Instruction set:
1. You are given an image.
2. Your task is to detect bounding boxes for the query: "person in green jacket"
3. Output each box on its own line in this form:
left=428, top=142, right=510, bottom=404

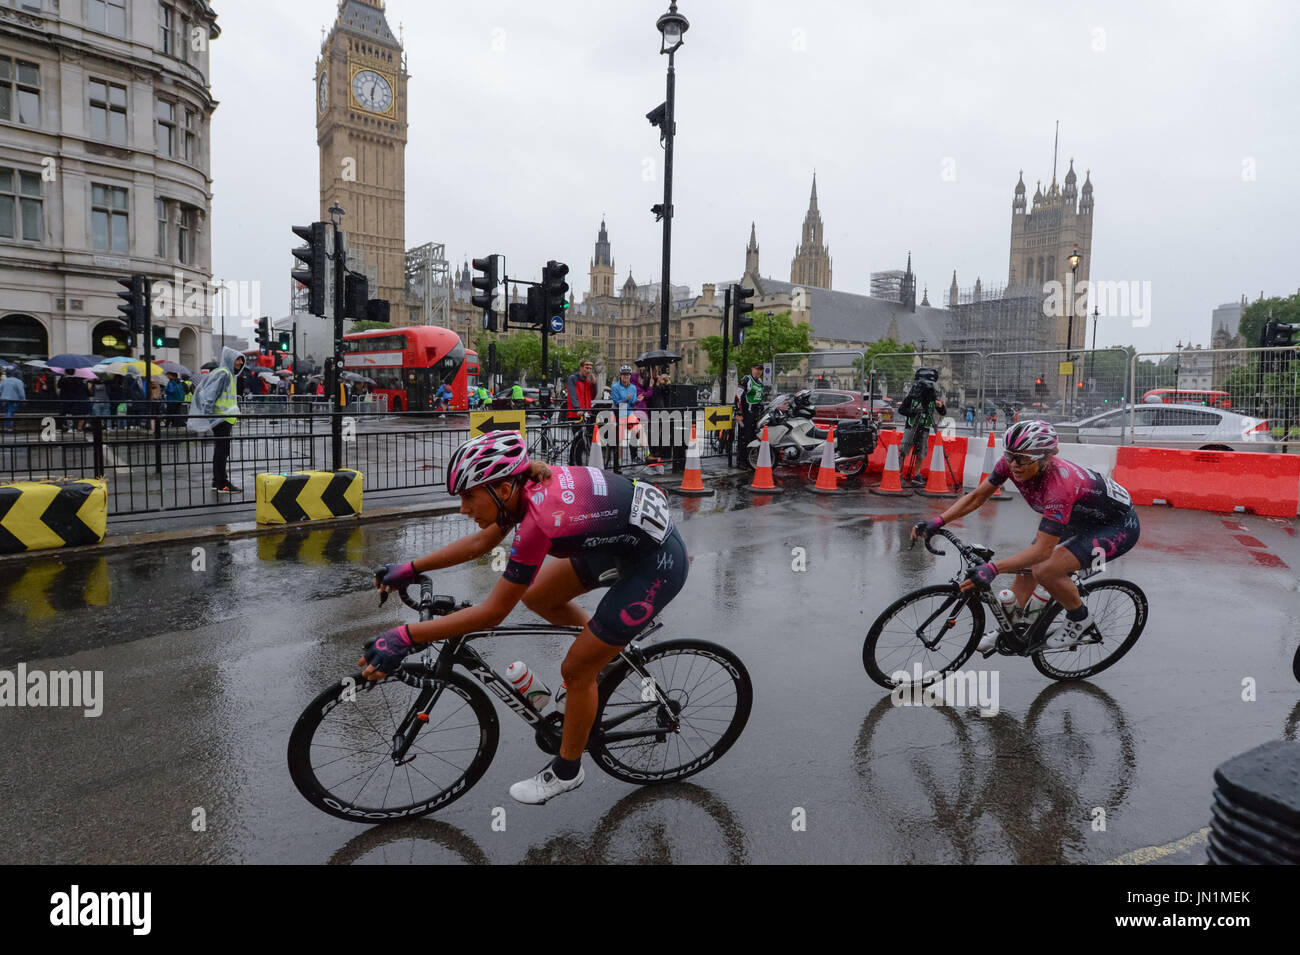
left=510, top=382, right=525, bottom=410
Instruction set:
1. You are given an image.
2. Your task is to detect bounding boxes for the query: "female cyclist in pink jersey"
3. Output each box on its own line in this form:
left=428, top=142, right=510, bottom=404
left=909, top=419, right=1139, bottom=652
left=361, top=431, right=688, bottom=805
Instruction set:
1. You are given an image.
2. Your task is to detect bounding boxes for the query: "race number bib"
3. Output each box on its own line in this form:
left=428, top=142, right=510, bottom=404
left=1103, top=475, right=1131, bottom=507
left=629, top=482, right=672, bottom=544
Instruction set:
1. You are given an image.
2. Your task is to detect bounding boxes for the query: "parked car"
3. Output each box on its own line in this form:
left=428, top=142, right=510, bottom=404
left=492, top=387, right=546, bottom=415
left=806, top=389, right=875, bottom=424
left=1057, top=403, right=1277, bottom=452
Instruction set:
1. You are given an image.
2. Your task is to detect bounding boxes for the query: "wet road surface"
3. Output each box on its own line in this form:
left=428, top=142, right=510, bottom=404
left=2, top=480, right=1297, bottom=864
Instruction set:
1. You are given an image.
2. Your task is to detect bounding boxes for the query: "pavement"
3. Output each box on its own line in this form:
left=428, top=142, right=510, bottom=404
left=2, top=475, right=1297, bottom=864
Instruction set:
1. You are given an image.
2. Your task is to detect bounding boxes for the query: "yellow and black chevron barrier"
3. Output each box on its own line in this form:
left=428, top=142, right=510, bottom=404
left=256, top=469, right=363, bottom=525
left=0, top=478, right=108, bottom=554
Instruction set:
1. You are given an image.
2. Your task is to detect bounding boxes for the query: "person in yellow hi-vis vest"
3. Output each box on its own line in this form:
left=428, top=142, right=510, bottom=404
left=188, top=346, right=245, bottom=493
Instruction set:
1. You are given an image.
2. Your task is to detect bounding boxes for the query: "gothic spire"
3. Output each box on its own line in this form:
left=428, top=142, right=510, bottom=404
left=748, top=221, right=758, bottom=252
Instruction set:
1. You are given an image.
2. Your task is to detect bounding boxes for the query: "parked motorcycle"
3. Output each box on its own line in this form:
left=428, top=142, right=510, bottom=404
left=745, top=390, right=877, bottom=476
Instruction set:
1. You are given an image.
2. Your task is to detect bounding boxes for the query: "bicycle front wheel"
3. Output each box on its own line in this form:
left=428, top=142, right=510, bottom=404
left=1031, top=579, right=1148, bottom=681
left=287, top=667, right=499, bottom=824
left=863, top=584, right=984, bottom=689
left=588, top=639, right=752, bottom=785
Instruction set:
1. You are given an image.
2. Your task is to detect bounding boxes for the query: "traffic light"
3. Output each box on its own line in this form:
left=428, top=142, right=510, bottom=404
left=364, top=299, right=390, bottom=324
left=1034, top=377, right=1047, bottom=396
left=257, top=316, right=270, bottom=351
left=542, top=260, right=570, bottom=332
left=291, top=222, right=328, bottom=316
left=116, top=274, right=150, bottom=350
left=278, top=330, right=291, bottom=352
left=472, top=255, right=499, bottom=331
left=344, top=271, right=368, bottom=319
left=731, top=284, right=755, bottom=346
left=152, top=327, right=166, bottom=350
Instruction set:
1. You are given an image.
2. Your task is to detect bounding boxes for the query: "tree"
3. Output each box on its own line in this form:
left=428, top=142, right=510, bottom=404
left=347, top=319, right=392, bottom=333
left=1240, top=291, right=1300, bottom=346
left=699, top=310, right=810, bottom=380
left=858, top=339, right=915, bottom=397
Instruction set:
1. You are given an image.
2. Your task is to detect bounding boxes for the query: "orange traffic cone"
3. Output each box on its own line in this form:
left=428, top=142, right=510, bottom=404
left=810, top=423, right=848, bottom=494
left=669, top=424, right=715, bottom=497
left=747, top=424, right=784, bottom=493
left=869, top=441, right=912, bottom=496
left=978, top=431, right=1008, bottom=500
left=588, top=421, right=604, bottom=470
left=916, top=438, right=960, bottom=498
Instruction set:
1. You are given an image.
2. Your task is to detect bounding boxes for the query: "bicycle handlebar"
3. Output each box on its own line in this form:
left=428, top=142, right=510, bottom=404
left=373, top=567, right=470, bottom=616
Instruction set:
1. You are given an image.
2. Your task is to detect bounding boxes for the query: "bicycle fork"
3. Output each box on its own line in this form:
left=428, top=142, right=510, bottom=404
left=390, top=672, right=446, bottom=765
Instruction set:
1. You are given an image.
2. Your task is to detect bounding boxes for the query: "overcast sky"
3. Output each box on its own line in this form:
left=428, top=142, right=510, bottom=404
left=210, top=0, right=1300, bottom=353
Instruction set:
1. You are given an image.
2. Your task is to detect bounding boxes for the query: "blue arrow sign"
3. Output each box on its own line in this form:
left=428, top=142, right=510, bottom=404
left=549, top=315, right=564, bottom=333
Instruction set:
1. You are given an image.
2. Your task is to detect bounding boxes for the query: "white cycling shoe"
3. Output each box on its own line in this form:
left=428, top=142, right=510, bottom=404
left=1047, top=612, right=1095, bottom=649
left=509, top=763, right=585, bottom=805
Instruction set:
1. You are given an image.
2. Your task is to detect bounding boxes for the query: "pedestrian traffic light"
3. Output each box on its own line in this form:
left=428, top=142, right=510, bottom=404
left=278, top=330, right=291, bottom=351
left=257, top=316, right=270, bottom=350
left=116, top=274, right=150, bottom=350
left=291, top=222, right=328, bottom=317
left=153, top=327, right=166, bottom=350
left=731, top=284, right=755, bottom=346
left=1034, top=377, right=1047, bottom=396
left=472, top=255, right=499, bottom=331
left=542, top=260, right=570, bottom=331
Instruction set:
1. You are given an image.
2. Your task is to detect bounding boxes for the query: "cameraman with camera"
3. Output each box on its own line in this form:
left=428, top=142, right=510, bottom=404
left=896, top=367, right=947, bottom=486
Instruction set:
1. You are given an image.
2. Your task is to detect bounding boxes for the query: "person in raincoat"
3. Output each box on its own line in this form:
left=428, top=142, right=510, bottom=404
left=189, top=346, right=244, bottom=492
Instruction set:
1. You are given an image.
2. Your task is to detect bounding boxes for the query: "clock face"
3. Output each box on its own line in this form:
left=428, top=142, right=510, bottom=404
left=318, top=71, right=328, bottom=112
left=351, top=69, right=393, bottom=113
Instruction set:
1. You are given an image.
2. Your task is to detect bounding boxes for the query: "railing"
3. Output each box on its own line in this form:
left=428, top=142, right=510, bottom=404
left=0, top=401, right=736, bottom=516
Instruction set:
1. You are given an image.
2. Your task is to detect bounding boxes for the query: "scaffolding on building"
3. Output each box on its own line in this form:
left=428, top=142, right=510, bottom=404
left=942, top=285, right=1056, bottom=403
left=405, top=242, right=450, bottom=327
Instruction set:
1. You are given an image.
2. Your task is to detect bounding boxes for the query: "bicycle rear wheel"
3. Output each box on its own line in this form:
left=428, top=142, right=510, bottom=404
left=588, top=639, right=752, bottom=784
left=863, top=584, right=984, bottom=689
left=1031, top=579, right=1148, bottom=681
left=288, top=666, right=498, bottom=823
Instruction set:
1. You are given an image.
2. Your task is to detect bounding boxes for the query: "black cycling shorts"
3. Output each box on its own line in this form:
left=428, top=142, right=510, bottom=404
left=1057, top=508, right=1140, bottom=569
left=569, top=527, right=688, bottom=646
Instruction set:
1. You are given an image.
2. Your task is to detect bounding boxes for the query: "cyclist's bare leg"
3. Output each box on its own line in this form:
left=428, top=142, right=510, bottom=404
left=558, top=629, right=622, bottom=761
left=521, top=558, right=591, bottom=628
left=1031, top=547, right=1084, bottom=611
left=1009, top=571, right=1036, bottom=609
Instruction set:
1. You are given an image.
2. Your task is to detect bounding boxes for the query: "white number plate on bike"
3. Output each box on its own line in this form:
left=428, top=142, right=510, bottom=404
left=629, top=482, right=672, bottom=544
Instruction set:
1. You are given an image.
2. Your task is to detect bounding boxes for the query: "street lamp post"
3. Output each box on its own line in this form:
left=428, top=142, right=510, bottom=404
left=1087, top=304, right=1100, bottom=405
left=652, top=2, right=688, bottom=351
left=1067, top=246, right=1080, bottom=414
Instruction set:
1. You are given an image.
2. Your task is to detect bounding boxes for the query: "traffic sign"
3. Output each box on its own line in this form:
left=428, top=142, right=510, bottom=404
left=704, top=405, right=733, bottom=431
left=1058, top=361, right=1074, bottom=376
left=470, top=409, right=526, bottom=437
left=550, top=315, right=564, bottom=333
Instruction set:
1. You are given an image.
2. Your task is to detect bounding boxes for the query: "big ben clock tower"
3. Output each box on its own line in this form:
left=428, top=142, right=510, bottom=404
left=316, top=0, right=408, bottom=312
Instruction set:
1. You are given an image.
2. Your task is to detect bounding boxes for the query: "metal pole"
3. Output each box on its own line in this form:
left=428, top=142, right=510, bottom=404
left=332, top=221, right=345, bottom=470
left=721, top=286, right=731, bottom=468
left=658, top=56, right=676, bottom=350
left=292, top=321, right=299, bottom=397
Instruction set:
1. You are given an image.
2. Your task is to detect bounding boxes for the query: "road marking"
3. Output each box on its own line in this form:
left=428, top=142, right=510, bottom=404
left=1104, top=828, right=1209, bottom=865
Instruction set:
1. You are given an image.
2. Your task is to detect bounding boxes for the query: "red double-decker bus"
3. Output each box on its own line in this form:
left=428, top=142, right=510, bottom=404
left=1140, top=388, right=1232, bottom=409
left=342, top=326, right=469, bottom=412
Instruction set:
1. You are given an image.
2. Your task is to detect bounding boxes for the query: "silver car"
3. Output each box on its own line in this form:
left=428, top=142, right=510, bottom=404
left=1057, top=403, right=1279, bottom=452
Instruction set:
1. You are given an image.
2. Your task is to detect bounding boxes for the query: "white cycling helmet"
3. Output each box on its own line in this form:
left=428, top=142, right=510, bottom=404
left=1003, top=419, right=1058, bottom=456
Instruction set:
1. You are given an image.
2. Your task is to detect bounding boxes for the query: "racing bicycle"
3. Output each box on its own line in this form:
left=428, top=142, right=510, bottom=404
left=288, top=573, right=753, bottom=823
left=862, top=528, right=1148, bottom=687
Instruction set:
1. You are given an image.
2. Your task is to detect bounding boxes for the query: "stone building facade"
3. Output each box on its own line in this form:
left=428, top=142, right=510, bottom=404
left=0, top=0, right=220, bottom=369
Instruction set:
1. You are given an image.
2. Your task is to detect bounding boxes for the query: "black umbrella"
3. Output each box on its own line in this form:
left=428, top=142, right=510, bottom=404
left=200, top=360, right=219, bottom=371
left=635, top=349, right=681, bottom=367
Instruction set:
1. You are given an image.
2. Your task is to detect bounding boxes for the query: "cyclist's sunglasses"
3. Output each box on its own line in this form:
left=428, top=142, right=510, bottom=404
left=1003, top=451, right=1045, bottom=466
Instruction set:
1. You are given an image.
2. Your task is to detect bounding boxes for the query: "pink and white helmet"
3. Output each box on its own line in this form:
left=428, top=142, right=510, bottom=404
left=1003, top=419, right=1058, bottom=456
left=446, top=431, right=530, bottom=495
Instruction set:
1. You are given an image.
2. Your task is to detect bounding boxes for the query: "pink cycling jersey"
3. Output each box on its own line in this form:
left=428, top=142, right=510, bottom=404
left=503, top=466, right=670, bottom=585
left=989, top=456, right=1133, bottom=537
